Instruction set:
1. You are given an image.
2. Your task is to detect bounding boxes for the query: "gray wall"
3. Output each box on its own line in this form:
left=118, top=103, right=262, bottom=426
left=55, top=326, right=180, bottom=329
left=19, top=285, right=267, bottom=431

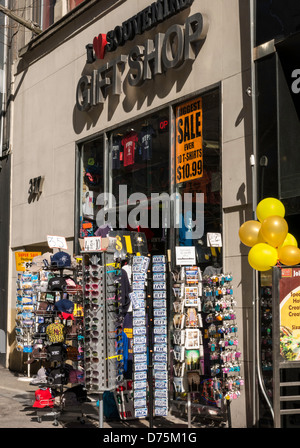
left=0, top=154, right=10, bottom=366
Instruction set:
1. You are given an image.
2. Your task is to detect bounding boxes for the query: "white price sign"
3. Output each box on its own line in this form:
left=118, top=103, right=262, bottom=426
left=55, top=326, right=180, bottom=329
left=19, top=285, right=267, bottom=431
left=175, top=246, right=196, bottom=266
left=84, top=236, right=102, bottom=252
left=207, top=232, right=222, bottom=247
left=47, top=235, right=68, bottom=249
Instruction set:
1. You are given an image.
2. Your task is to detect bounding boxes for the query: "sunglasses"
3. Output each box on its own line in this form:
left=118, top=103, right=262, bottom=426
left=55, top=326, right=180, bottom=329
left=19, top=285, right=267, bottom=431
left=85, top=358, right=100, bottom=365
left=85, top=337, right=99, bottom=345
left=85, top=282, right=102, bottom=290
left=85, top=317, right=99, bottom=324
left=85, top=329, right=100, bottom=337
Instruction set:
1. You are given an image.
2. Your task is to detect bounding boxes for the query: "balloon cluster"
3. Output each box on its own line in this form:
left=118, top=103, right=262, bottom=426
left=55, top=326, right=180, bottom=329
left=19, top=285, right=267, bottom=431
left=239, top=198, right=300, bottom=271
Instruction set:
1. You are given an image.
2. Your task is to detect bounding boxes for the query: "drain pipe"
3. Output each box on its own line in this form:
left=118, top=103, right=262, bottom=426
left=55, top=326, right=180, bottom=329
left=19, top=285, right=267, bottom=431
left=0, top=0, right=8, bottom=158
left=249, top=0, right=274, bottom=426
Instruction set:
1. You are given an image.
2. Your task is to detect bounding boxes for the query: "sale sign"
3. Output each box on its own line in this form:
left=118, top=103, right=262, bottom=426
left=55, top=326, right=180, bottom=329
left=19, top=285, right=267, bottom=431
left=15, top=252, right=41, bottom=272
left=175, top=98, right=203, bottom=184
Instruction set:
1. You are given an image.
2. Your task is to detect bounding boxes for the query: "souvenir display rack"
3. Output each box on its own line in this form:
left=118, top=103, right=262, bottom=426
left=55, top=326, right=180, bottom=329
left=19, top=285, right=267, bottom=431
left=15, top=256, right=88, bottom=425
left=152, top=255, right=168, bottom=418
left=170, top=268, right=244, bottom=427
left=130, top=255, right=150, bottom=419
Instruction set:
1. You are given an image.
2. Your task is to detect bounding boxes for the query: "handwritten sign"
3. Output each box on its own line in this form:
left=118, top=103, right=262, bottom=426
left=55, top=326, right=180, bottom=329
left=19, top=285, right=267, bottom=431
left=207, top=233, right=222, bottom=247
left=176, top=97, right=203, bottom=184
left=84, top=236, right=102, bottom=252
left=47, top=235, right=68, bottom=250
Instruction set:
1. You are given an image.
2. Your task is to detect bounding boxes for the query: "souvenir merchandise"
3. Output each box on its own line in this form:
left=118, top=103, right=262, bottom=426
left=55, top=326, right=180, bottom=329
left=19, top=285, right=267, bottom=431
left=83, top=251, right=123, bottom=395
left=15, top=252, right=87, bottom=425
left=171, top=266, right=203, bottom=397
left=15, top=272, right=39, bottom=354
left=139, top=124, right=156, bottom=161
left=152, top=255, right=168, bottom=417
left=171, top=267, right=243, bottom=418
left=131, top=255, right=149, bottom=419
left=201, top=273, right=243, bottom=405
left=122, top=131, right=139, bottom=167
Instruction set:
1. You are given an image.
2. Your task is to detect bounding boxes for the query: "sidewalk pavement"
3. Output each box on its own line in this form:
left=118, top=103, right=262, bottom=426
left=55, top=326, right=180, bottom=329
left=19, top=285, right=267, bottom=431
left=0, top=365, right=212, bottom=429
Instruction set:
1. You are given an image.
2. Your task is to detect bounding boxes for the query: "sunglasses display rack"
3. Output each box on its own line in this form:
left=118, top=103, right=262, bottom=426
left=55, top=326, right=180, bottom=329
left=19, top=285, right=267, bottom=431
left=83, top=250, right=121, bottom=397
left=130, top=255, right=150, bottom=419
left=152, top=255, right=168, bottom=418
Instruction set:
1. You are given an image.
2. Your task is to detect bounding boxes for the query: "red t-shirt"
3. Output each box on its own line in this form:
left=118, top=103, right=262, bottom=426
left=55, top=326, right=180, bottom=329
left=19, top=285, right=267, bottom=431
left=122, top=132, right=138, bottom=167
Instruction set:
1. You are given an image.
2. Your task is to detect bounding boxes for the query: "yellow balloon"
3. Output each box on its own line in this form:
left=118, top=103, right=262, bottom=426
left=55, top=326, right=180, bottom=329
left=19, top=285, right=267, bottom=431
left=278, top=245, right=300, bottom=266
left=256, top=198, right=285, bottom=223
left=248, top=243, right=278, bottom=271
left=261, top=215, right=288, bottom=248
left=279, top=233, right=298, bottom=249
left=239, top=220, right=262, bottom=247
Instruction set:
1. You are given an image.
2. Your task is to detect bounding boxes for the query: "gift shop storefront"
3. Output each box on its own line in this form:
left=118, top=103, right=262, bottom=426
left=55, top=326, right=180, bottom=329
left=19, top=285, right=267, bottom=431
left=9, top=0, right=253, bottom=428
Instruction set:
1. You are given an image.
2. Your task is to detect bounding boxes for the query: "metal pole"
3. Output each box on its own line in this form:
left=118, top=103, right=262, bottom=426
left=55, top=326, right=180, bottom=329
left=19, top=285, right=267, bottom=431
left=249, top=0, right=258, bottom=427
left=250, top=0, right=274, bottom=427
left=0, top=5, right=41, bottom=34
left=187, top=392, right=191, bottom=428
left=99, top=393, right=104, bottom=428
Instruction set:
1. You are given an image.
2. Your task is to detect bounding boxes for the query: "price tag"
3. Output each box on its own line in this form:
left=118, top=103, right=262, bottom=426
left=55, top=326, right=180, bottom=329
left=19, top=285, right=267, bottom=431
left=47, top=235, right=68, bottom=250
left=207, top=232, right=222, bottom=247
left=83, top=236, right=102, bottom=252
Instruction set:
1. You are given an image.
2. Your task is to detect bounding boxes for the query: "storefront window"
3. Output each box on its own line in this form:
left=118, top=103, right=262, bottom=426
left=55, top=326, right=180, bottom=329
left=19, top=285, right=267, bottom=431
left=108, top=109, right=170, bottom=253
left=174, top=90, right=221, bottom=272
left=41, top=0, right=86, bottom=30
left=79, top=136, right=104, bottom=239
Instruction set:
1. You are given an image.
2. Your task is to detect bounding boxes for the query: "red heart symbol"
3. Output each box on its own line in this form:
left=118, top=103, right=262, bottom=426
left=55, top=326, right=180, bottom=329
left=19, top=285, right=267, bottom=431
left=93, top=33, right=107, bottom=60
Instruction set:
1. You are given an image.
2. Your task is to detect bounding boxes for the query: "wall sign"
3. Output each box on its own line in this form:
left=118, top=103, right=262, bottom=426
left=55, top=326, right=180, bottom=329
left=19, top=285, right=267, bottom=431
left=76, top=12, right=208, bottom=111
left=175, top=97, right=203, bottom=183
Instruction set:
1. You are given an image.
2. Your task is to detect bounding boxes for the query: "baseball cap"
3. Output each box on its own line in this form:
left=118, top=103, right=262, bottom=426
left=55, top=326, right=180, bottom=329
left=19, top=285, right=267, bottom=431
left=51, top=251, right=71, bottom=268
left=54, top=298, right=74, bottom=317
left=28, top=252, right=53, bottom=272
left=33, top=388, right=54, bottom=408
left=48, top=276, right=67, bottom=292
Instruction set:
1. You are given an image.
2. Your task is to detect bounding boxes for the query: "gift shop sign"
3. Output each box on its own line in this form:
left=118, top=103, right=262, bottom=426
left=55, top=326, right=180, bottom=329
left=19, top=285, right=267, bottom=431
left=279, top=267, right=300, bottom=361
left=76, top=0, right=208, bottom=111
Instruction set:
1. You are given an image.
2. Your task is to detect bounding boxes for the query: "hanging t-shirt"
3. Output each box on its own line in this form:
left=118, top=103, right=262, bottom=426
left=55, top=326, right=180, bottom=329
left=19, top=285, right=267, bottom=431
left=112, top=137, right=122, bottom=170
left=82, top=190, right=97, bottom=220
left=122, top=132, right=139, bottom=167
left=140, top=125, right=156, bottom=161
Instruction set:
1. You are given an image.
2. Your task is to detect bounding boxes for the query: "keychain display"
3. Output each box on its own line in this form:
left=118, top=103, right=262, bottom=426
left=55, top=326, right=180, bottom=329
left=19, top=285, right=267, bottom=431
left=152, top=255, right=168, bottom=417
left=202, top=273, right=244, bottom=404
